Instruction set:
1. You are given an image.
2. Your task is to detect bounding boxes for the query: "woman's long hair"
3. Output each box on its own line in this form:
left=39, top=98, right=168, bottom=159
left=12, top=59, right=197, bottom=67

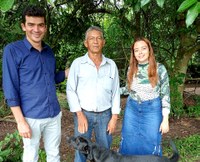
left=127, top=37, right=158, bottom=90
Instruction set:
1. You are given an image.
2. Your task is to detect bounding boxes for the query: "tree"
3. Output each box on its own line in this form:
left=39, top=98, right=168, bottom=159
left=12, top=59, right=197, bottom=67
left=0, top=0, right=199, bottom=117
left=100, top=0, right=200, bottom=116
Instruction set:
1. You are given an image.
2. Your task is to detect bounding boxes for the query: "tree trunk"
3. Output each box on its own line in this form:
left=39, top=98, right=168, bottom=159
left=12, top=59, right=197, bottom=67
left=174, top=14, right=200, bottom=105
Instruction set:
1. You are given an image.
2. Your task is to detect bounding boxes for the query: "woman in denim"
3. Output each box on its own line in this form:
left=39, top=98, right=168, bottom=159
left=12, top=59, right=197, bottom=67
left=119, top=37, right=170, bottom=156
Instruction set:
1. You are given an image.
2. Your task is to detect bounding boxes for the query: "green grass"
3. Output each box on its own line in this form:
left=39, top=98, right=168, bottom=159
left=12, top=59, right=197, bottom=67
left=57, top=92, right=69, bottom=110
left=163, top=134, right=200, bottom=162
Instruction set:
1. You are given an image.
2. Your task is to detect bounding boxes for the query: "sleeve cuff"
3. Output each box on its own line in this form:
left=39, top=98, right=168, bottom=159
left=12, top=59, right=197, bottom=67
left=111, top=107, right=121, bottom=114
left=6, top=99, right=20, bottom=107
left=55, top=71, right=65, bottom=84
left=162, top=108, right=170, bottom=116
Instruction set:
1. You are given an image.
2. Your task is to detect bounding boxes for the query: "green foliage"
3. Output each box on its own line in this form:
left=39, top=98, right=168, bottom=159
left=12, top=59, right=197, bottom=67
left=186, top=2, right=200, bottom=27
left=186, top=95, right=200, bottom=117
left=57, top=80, right=67, bottom=93
left=0, top=0, right=199, bottom=118
left=111, top=135, right=121, bottom=148
left=0, top=105, right=11, bottom=118
left=177, top=0, right=197, bottom=12
left=0, top=0, right=14, bottom=12
left=170, top=73, right=185, bottom=118
left=0, top=91, right=11, bottom=118
left=0, top=131, right=51, bottom=161
left=187, top=105, right=200, bottom=117
left=191, top=52, right=200, bottom=66
left=47, top=0, right=55, bottom=8
left=156, top=0, right=165, bottom=8
left=55, top=40, right=85, bottom=70
left=55, top=40, right=85, bottom=93
left=38, top=149, right=47, bottom=162
left=163, top=135, right=200, bottom=162
left=141, top=0, right=151, bottom=7
left=102, top=14, right=132, bottom=86
left=0, top=131, right=23, bottom=162
left=140, top=0, right=165, bottom=8
left=0, top=2, right=24, bottom=51
left=57, top=91, right=69, bottom=110
left=194, top=95, right=200, bottom=105
left=177, top=0, right=200, bottom=27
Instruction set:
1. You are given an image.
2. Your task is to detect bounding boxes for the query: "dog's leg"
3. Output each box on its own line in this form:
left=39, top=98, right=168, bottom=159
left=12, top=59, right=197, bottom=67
left=169, top=140, right=179, bottom=162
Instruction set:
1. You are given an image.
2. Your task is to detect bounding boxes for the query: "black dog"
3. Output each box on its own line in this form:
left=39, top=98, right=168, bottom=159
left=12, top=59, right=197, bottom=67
left=67, top=136, right=179, bottom=162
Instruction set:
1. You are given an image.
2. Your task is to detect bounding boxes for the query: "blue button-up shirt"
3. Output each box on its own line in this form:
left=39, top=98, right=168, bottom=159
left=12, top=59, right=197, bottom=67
left=2, top=38, right=65, bottom=119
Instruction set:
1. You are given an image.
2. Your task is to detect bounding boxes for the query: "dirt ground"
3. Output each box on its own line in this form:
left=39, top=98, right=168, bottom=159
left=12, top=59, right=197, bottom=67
left=60, top=107, right=200, bottom=161
left=0, top=97, right=200, bottom=161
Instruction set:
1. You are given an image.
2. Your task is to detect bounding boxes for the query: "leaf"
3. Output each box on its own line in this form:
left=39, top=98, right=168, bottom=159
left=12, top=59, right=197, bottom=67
left=197, top=2, right=200, bottom=13
left=186, top=3, right=199, bottom=27
left=141, top=0, right=151, bottom=8
left=177, top=0, right=197, bottom=13
left=0, top=149, right=11, bottom=156
left=156, top=0, right=165, bottom=8
left=47, top=0, right=56, bottom=7
left=0, top=0, right=14, bottom=12
left=134, top=1, right=141, bottom=12
left=30, top=0, right=37, bottom=3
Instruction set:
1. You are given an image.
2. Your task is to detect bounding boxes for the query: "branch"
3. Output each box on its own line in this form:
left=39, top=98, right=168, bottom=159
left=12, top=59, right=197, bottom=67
left=88, top=8, right=113, bottom=14
left=187, top=43, right=200, bottom=54
left=0, top=115, right=16, bottom=123
left=0, top=118, right=16, bottom=123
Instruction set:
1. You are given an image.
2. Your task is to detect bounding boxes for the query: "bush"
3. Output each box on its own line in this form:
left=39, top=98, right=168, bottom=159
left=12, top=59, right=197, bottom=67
left=170, top=73, right=185, bottom=118
left=186, top=95, right=200, bottom=117
left=0, top=91, right=11, bottom=118
left=0, top=131, right=23, bottom=162
left=0, top=131, right=47, bottom=162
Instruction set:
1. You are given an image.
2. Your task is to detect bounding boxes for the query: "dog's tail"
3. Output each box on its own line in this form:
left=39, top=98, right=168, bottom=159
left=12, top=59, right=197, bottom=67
left=169, top=140, right=179, bottom=162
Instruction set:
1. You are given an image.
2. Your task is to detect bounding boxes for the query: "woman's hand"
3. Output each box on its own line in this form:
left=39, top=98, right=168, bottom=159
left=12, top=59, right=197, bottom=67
left=159, top=115, right=169, bottom=134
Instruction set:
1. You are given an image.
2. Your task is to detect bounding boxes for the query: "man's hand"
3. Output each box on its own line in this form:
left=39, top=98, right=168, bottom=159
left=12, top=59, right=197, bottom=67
left=11, top=106, right=32, bottom=138
left=65, top=68, right=70, bottom=78
left=107, top=114, right=118, bottom=135
left=76, top=111, right=88, bottom=134
left=17, top=120, right=32, bottom=138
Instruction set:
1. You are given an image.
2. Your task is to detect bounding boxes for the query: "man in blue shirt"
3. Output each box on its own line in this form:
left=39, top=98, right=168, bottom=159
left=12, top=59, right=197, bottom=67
left=2, top=5, right=68, bottom=162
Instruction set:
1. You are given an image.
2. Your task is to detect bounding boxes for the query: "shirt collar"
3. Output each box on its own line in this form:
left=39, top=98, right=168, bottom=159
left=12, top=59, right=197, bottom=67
left=81, top=53, right=108, bottom=66
left=23, top=37, right=48, bottom=51
left=138, top=62, right=149, bottom=66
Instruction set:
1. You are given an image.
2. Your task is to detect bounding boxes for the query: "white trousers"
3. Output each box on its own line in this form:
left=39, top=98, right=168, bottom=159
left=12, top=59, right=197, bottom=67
left=22, top=112, right=62, bottom=162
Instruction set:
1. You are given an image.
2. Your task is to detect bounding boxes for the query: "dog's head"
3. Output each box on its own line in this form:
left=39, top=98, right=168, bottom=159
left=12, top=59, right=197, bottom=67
left=67, top=136, right=94, bottom=160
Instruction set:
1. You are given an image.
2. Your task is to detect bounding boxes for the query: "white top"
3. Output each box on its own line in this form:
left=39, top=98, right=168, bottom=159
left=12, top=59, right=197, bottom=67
left=120, top=63, right=170, bottom=116
left=66, top=53, right=121, bottom=114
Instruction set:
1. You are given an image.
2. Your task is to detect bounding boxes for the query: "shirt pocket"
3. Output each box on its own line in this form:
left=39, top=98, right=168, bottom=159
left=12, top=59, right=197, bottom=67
left=102, top=76, right=113, bottom=93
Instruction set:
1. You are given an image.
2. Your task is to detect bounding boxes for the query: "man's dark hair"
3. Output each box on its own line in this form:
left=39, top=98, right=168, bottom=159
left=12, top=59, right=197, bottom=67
left=22, top=5, right=46, bottom=24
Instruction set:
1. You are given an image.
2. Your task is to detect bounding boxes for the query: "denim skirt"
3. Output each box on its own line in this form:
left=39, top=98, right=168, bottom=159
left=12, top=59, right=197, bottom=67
left=119, top=96, right=163, bottom=156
